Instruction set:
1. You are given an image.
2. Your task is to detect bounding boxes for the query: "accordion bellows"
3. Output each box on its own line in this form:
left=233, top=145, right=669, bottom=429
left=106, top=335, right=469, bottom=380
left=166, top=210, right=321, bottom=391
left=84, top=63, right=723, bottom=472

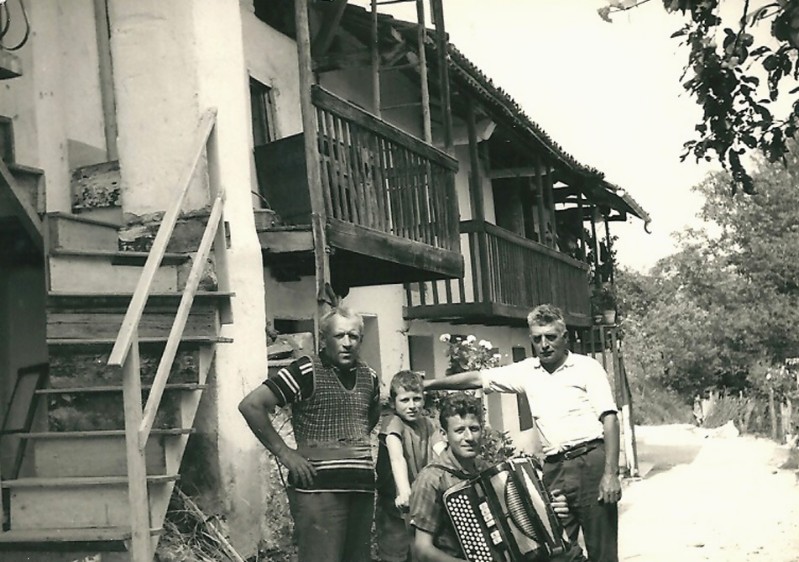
left=443, top=457, right=571, bottom=562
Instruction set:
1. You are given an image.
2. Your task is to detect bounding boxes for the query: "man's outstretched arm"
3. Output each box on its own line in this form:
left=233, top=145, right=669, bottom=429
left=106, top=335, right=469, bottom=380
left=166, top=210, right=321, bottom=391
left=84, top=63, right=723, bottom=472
left=423, top=370, right=482, bottom=391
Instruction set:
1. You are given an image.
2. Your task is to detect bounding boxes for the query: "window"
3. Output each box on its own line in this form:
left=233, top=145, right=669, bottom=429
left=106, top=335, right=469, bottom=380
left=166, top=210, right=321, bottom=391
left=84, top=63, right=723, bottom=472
left=249, top=78, right=276, bottom=146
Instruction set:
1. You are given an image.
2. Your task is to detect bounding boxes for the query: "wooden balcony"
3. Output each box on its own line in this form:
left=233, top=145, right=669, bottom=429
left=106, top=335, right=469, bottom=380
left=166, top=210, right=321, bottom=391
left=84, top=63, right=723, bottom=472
left=255, top=86, right=462, bottom=289
left=405, top=220, right=592, bottom=327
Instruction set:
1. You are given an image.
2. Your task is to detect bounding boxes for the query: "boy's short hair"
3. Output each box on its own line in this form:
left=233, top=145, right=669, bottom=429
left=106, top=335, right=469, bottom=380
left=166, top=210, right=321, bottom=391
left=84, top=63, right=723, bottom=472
left=438, top=393, right=483, bottom=430
left=389, top=370, right=424, bottom=400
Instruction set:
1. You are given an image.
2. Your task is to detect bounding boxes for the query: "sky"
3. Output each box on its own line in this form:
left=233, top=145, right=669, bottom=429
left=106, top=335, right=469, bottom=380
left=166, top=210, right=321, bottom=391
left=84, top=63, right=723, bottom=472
left=356, top=0, right=719, bottom=272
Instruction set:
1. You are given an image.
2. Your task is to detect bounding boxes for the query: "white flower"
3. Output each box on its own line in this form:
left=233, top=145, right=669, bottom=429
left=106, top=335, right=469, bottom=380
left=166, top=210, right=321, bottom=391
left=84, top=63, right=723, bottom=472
left=466, top=335, right=477, bottom=343
left=479, top=340, right=493, bottom=349
left=439, top=333, right=451, bottom=343
left=766, top=373, right=772, bottom=381
left=493, top=353, right=502, bottom=360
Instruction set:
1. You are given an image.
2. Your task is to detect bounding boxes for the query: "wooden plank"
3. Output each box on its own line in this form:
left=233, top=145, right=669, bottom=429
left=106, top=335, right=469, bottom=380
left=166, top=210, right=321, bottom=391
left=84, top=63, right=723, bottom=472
left=121, top=337, right=151, bottom=561
left=335, top=116, right=356, bottom=224
left=369, top=131, right=387, bottom=232
left=258, top=229, right=314, bottom=253
left=311, top=86, right=458, bottom=171
left=326, top=218, right=462, bottom=277
left=348, top=124, right=369, bottom=228
left=430, top=0, right=452, bottom=150
left=47, top=309, right=218, bottom=340
left=0, top=156, right=43, bottom=252
left=488, top=166, right=554, bottom=179
left=371, top=0, right=381, bottom=117
left=416, top=0, right=432, bottom=143
left=317, top=108, right=339, bottom=219
left=311, top=0, right=348, bottom=58
left=139, top=195, right=224, bottom=448
left=107, top=110, right=216, bottom=369
left=535, top=156, right=549, bottom=247
left=545, top=164, right=557, bottom=248
left=0, top=526, right=162, bottom=543
left=36, top=383, right=206, bottom=395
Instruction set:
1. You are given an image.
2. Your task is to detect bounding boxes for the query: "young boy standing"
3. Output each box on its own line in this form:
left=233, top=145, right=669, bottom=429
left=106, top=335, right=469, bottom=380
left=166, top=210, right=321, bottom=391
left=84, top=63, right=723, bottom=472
left=376, top=371, right=445, bottom=562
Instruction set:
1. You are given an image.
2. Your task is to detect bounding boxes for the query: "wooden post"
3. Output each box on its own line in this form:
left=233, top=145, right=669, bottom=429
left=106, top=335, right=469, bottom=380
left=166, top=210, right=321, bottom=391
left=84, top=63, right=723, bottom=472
left=544, top=166, right=556, bottom=248
left=93, top=0, right=118, bottom=161
left=467, top=98, right=490, bottom=304
left=768, top=384, right=778, bottom=441
left=604, top=213, right=614, bottom=286
left=371, top=0, right=381, bottom=117
left=590, top=206, right=600, bottom=286
left=416, top=0, right=432, bottom=144
left=534, top=156, right=548, bottom=245
left=430, top=0, right=452, bottom=151
left=577, top=188, right=587, bottom=260
left=122, top=335, right=151, bottom=562
left=296, top=0, right=331, bottom=339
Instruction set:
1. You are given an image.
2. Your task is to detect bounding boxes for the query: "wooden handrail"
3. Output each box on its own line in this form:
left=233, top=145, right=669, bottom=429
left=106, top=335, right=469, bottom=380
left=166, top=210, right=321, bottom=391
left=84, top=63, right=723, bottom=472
left=138, top=192, right=225, bottom=448
left=108, top=109, right=218, bottom=368
left=460, top=219, right=590, bottom=271
left=312, top=85, right=458, bottom=171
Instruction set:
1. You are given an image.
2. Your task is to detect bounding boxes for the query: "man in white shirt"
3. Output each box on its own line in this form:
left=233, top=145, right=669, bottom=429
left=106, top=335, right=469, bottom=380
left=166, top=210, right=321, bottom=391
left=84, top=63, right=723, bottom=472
left=424, top=304, right=621, bottom=562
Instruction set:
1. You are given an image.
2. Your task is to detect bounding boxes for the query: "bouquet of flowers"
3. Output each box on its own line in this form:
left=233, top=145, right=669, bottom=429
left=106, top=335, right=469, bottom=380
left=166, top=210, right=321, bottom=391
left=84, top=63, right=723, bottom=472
left=440, top=334, right=502, bottom=374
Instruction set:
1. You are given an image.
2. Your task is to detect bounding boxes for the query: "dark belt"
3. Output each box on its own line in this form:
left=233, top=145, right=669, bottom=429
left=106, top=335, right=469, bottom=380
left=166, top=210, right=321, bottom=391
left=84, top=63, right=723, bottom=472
left=544, top=438, right=604, bottom=464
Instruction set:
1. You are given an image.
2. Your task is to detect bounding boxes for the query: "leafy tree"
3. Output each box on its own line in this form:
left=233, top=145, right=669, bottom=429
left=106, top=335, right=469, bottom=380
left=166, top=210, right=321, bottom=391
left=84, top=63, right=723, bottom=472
left=617, top=142, right=799, bottom=397
left=600, top=0, right=799, bottom=194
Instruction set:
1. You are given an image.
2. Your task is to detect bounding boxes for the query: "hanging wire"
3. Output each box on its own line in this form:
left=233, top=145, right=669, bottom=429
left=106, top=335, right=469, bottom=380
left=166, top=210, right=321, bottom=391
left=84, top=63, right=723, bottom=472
left=0, top=0, right=31, bottom=52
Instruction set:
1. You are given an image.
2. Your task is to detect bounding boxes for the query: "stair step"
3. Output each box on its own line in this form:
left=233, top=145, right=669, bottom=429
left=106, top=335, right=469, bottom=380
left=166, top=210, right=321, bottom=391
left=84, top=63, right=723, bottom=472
left=51, top=248, right=189, bottom=266
left=71, top=160, right=120, bottom=215
left=18, top=428, right=194, bottom=439
left=45, top=390, right=182, bottom=431
left=27, top=430, right=192, bottom=478
left=3, top=474, right=178, bottom=488
left=36, top=383, right=207, bottom=395
left=48, top=335, right=232, bottom=349
left=47, top=307, right=220, bottom=341
left=48, top=252, right=180, bottom=293
left=48, top=346, right=204, bottom=388
left=7, top=476, right=176, bottom=529
left=48, top=290, right=235, bottom=308
left=46, top=212, right=120, bottom=253
left=0, top=526, right=162, bottom=544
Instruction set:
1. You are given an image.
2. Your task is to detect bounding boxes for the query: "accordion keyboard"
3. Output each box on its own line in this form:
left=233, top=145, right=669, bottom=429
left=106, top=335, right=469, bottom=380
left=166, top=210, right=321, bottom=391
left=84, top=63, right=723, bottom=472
left=444, top=485, right=503, bottom=562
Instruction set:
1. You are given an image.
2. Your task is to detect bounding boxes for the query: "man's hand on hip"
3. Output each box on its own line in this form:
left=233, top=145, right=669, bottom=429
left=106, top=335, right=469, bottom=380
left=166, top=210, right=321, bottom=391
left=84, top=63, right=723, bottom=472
left=279, top=448, right=317, bottom=488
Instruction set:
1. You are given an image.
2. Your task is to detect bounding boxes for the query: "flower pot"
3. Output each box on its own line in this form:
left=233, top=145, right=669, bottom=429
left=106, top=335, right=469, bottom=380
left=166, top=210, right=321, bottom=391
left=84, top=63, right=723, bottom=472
left=602, top=310, right=617, bottom=325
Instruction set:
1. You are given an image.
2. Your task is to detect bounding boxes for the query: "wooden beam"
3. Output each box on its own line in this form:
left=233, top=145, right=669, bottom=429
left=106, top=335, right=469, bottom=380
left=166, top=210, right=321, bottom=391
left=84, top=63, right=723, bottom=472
left=577, top=189, right=587, bottom=260
left=311, top=0, right=348, bottom=58
left=430, top=0, right=452, bottom=151
left=0, top=157, right=43, bottom=253
left=534, top=156, right=548, bottom=247
left=93, top=0, right=118, bottom=161
left=416, top=0, right=432, bottom=143
left=296, top=0, right=331, bottom=333
left=371, top=0, right=381, bottom=117
left=545, top=161, right=557, bottom=249
left=488, top=165, right=554, bottom=180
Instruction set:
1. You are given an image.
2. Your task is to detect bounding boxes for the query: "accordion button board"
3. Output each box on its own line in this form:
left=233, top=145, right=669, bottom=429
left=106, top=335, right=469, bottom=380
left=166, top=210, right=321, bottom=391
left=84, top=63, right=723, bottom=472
left=443, top=457, right=570, bottom=562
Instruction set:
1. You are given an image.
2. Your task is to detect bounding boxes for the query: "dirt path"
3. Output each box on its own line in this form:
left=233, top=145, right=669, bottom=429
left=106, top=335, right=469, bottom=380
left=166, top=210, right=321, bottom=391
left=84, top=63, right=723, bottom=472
left=619, top=424, right=799, bottom=562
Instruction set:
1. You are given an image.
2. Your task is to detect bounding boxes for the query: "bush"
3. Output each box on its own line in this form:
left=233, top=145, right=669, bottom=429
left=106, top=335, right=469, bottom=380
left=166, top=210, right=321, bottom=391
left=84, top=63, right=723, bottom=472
left=630, top=379, right=693, bottom=425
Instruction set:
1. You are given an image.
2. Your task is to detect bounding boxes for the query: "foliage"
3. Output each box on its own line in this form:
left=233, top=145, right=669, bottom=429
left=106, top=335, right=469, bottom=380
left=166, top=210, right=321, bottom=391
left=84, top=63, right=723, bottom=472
left=600, top=0, right=799, bottom=195
left=440, top=333, right=501, bottom=374
left=591, top=283, right=618, bottom=315
left=628, top=378, right=694, bottom=425
left=615, top=144, right=799, bottom=402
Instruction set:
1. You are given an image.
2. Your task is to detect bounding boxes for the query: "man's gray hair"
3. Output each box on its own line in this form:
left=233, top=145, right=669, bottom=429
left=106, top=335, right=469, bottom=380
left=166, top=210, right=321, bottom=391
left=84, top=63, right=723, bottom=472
left=527, top=304, right=566, bottom=330
left=319, top=305, right=364, bottom=336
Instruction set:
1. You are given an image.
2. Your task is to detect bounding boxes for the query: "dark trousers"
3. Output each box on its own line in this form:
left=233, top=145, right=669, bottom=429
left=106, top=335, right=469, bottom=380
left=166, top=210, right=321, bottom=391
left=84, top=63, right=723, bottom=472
left=287, top=489, right=375, bottom=562
left=543, top=444, right=618, bottom=562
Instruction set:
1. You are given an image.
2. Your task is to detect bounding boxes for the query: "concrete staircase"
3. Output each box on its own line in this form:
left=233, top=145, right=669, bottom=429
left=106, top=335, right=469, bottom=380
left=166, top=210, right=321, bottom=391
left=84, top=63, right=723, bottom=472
left=0, top=159, right=231, bottom=561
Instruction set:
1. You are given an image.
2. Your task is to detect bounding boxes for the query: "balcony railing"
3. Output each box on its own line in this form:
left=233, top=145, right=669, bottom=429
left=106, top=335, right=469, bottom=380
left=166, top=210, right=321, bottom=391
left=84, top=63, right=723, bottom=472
left=311, top=86, right=459, bottom=252
left=406, top=220, right=591, bottom=324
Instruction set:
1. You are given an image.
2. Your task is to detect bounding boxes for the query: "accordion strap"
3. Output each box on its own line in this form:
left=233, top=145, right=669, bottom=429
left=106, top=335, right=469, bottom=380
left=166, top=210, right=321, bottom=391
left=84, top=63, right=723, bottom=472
left=426, top=463, right=471, bottom=480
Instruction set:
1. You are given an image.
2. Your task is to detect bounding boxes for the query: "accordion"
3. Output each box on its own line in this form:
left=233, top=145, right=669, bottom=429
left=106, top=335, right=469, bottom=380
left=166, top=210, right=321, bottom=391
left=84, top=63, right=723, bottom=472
left=442, top=457, right=570, bottom=562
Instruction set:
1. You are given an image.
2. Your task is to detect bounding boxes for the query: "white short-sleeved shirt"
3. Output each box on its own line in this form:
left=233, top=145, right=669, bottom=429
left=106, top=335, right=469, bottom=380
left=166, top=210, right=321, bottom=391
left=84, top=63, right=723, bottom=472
left=481, top=351, right=617, bottom=456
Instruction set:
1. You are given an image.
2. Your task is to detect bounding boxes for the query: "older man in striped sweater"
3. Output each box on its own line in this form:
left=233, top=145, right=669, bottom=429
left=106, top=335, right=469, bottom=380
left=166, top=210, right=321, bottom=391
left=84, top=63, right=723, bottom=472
left=239, top=306, right=380, bottom=562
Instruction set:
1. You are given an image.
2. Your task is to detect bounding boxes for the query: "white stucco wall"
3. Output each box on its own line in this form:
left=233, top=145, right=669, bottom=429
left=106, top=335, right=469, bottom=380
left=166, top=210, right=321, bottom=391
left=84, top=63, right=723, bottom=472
left=241, top=9, right=303, bottom=139
left=0, top=1, right=107, bottom=212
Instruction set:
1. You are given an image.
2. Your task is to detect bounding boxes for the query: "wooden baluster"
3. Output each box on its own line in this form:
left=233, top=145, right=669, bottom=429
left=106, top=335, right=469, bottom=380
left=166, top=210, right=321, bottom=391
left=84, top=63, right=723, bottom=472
left=349, top=123, right=369, bottom=228
left=326, top=112, right=343, bottom=222
left=123, top=335, right=151, bottom=562
left=369, top=132, right=386, bottom=232
left=376, top=136, right=392, bottom=233
left=335, top=116, right=356, bottom=224
left=316, top=108, right=335, bottom=218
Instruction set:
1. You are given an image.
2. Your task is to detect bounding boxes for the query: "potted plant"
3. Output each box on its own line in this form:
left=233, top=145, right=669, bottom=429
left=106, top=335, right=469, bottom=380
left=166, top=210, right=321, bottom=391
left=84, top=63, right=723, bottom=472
left=591, top=284, right=617, bottom=325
